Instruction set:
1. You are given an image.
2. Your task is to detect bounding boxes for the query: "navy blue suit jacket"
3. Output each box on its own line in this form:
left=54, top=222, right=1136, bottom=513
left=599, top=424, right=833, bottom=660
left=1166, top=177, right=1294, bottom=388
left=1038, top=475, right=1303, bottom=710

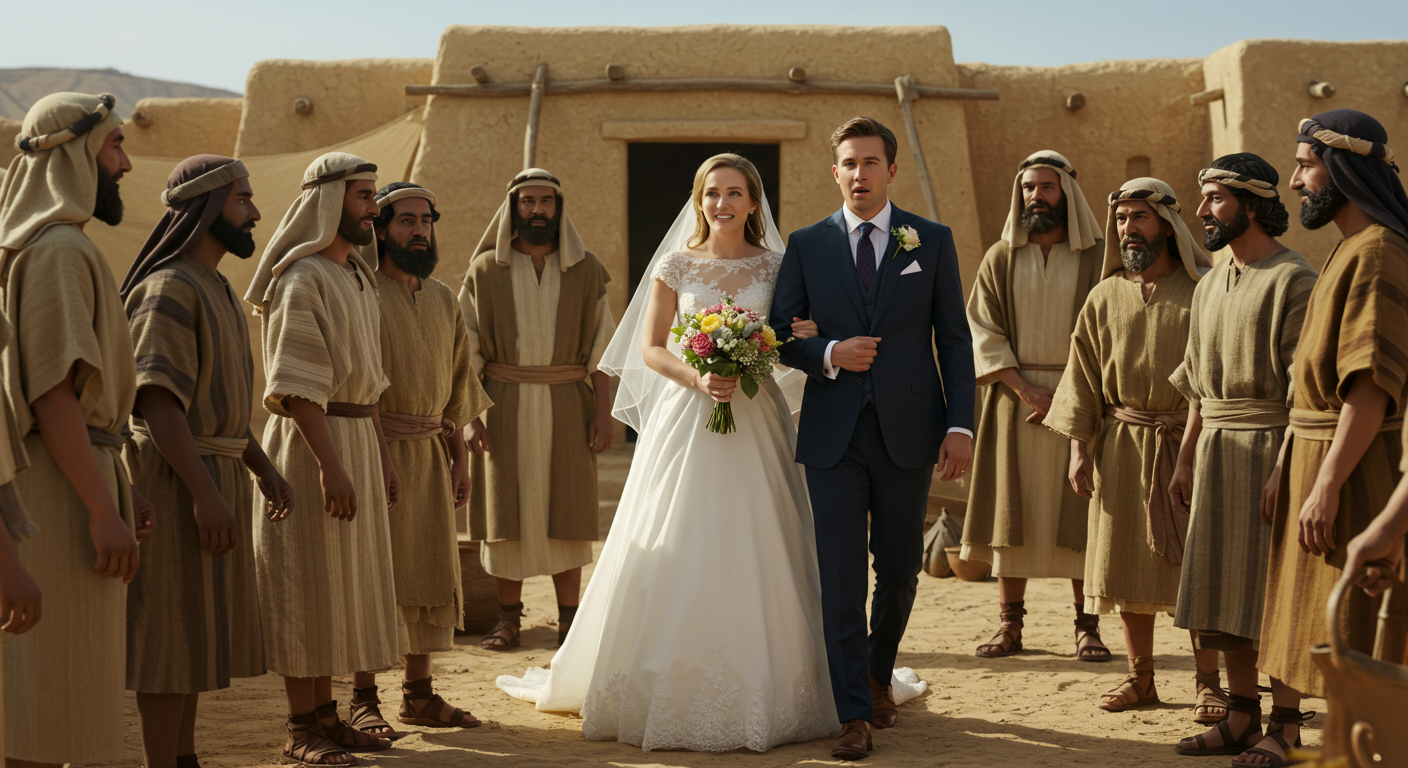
left=771, top=204, right=975, bottom=470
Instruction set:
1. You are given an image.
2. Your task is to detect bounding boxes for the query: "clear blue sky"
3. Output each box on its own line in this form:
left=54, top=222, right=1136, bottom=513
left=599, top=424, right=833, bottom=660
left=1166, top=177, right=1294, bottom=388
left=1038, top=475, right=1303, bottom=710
left=12, top=0, right=1405, bottom=93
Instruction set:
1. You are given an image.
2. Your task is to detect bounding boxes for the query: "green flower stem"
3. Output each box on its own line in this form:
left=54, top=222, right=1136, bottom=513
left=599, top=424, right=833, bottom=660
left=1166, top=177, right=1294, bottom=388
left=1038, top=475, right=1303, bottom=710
left=707, top=402, right=736, bottom=434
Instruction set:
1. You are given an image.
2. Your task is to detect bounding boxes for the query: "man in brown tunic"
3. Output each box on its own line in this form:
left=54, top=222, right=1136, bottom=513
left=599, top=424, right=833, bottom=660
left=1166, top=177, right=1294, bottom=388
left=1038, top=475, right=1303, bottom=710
left=1254, top=109, right=1408, bottom=767
left=962, top=150, right=1109, bottom=663
left=1044, top=177, right=1212, bottom=713
left=358, top=181, right=492, bottom=732
left=0, top=92, right=155, bottom=767
left=118, top=155, right=294, bottom=768
left=459, top=168, right=616, bottom=651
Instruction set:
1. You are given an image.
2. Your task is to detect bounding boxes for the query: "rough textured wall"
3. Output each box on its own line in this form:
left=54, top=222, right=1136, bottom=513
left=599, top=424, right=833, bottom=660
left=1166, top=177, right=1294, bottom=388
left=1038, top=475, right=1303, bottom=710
left=413, top=25, right=984, bottom=320
left=235, top=58, right=432, bottom=157
left=958, top=59, right=1210, bottom=254
left=0, top=117, right=19, bottom=168
left=121, top=97, right=243, bottom=159
left=1203, top=39, right=1408, bottom=270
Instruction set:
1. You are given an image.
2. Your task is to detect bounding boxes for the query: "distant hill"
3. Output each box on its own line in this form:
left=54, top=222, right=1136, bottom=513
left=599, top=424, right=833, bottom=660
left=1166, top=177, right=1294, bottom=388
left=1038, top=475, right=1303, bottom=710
left=0, top=68, right=240, bottom=120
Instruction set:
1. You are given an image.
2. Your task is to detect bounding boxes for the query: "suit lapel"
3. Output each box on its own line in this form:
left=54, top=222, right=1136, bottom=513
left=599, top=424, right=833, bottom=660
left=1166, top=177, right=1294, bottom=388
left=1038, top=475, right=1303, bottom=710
left=825, top=210, right=867, bottom=320
left=871, top=204, right=907, bottom=328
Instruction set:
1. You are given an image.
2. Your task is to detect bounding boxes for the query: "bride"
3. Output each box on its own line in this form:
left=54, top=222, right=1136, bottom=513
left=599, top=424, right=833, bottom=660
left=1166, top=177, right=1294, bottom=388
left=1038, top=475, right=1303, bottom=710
left=497, top=153, right=921, bottom=752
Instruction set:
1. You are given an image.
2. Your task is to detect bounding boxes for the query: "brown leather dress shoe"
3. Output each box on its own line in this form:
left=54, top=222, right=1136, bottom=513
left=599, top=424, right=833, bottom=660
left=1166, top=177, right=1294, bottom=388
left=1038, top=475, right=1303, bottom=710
left=871, top=675, right=898, bottom=729
left=832, top=719, right=872, bottom=761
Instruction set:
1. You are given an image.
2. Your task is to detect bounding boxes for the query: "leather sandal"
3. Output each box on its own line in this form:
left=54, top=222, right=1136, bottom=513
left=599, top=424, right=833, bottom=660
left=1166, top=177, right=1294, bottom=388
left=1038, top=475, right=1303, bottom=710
left=1233, top=705, right=1315, bottom=767
left=316, top=701, right=391, bottom=752
left=1074, top=604, right=1112, bottom=662
left=1174, top=693, right=1262, bottom=756
left=1098, top=655, right=1159, bottom=712
left=1193, top=668, right=1230, bottom=724
left=399, top=676, right=481, bottom=728
left=480, top=602, right=523, bottom=651
left=975, top=600, right=1025, bottom=658
left=283, top=712, right=356, bottom=766
left=557, top=604, right=578, bottom=648
left=348, top=687, right=400, bottom=740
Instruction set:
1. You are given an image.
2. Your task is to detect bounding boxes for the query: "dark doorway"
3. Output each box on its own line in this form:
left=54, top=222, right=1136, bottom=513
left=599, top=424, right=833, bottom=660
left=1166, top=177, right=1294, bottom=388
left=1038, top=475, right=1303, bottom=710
left=626, top=142, right=781, bottom=300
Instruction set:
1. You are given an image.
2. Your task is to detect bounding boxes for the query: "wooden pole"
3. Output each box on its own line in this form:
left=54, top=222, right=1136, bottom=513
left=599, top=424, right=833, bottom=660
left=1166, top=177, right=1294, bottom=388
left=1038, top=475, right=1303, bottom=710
left=895, top=74, right=940, bottom=223
left=408, top=78, right=999, bottom=101
left=523, top=63, right=548, bottom=170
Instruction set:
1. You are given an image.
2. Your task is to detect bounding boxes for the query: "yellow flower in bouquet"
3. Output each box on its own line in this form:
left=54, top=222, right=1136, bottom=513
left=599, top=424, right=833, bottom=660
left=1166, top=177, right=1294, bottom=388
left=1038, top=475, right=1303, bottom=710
left=762, top=326, right=778, bottom=347
left=699, top=314, right=724, bottom=334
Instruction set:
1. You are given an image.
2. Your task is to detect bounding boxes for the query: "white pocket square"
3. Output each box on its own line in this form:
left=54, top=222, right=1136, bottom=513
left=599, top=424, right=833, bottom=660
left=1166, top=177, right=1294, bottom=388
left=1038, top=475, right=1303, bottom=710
left=900, top=260, right=922, bottom=275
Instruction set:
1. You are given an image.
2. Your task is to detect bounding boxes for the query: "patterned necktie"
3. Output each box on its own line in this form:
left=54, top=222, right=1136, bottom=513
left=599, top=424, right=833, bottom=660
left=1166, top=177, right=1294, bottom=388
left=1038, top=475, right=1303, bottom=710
left=856, top=221, right=876, bottom=289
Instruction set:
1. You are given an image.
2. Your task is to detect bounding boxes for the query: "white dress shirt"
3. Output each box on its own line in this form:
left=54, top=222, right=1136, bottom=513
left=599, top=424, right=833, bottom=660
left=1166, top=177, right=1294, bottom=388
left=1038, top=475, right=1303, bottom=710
left=820, top=200, right=972, bottom=439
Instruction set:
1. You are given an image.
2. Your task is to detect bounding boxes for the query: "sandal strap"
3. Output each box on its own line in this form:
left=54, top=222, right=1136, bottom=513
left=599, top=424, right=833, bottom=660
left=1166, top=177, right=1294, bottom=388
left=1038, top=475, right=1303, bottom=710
left=402, top=678, right=469, bottom=726
left=1226, top=693, right=1262, bottom=717
left=1268, top=705, right=1316, bottom=725
left=286, top=713, right=351, bottom=764
left=340, top=697, right=395, bottom=741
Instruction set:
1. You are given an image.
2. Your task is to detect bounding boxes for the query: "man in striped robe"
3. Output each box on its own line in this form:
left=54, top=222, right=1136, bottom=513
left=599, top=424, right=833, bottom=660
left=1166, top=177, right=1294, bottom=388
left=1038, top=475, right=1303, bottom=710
left=1254, top=109, right=1408, bottom=767
left=119, top=155, right=294, bottom=768
left=1167, top=153, right=1317, bottom=760
left=356, top=182, right=491, bottom=733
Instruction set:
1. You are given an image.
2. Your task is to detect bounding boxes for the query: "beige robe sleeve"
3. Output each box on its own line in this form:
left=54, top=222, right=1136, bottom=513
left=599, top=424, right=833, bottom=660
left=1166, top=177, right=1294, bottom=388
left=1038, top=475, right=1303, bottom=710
left=12, top=241, right=109, bottom=413
left=446, top=299, right=492, bottom=428
left=588, top=294, right=616, bottom=373
left=126, top=272, right=202, bottom=413
left=967, top=243, right=1019, bottom=386
left=262, top=266, right=336, bottom=416
left=457, top=283, right=486, bottom=376
left=1045, top=296, right=1104, bottom=444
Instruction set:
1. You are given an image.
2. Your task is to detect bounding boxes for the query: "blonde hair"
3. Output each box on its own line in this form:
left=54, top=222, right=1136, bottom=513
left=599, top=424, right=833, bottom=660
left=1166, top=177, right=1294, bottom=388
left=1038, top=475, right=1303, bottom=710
left=687, top=153, right=767, bottom=249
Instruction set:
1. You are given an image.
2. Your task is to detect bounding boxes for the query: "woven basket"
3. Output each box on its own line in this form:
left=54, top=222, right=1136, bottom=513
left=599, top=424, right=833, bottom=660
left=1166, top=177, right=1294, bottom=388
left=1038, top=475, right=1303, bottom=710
left=1309, top=569, right=1408, bottom=767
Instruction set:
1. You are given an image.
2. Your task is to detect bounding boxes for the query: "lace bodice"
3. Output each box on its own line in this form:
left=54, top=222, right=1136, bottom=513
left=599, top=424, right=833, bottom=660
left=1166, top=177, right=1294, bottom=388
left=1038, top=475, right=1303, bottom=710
left=652, top=250, right=783, bottom=320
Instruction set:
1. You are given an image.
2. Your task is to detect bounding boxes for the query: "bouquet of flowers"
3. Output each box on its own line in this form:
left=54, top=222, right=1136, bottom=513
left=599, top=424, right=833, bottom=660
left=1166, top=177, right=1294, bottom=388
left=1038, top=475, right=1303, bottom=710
left=671, top=297, right=787, bottom=434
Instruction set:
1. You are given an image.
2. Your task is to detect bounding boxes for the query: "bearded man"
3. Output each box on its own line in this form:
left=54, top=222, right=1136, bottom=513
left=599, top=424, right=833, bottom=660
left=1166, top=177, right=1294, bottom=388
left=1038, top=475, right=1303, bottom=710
left=0, top=92, right=156, bottom=767
left=243, top=152, right=401, bottom=762
left=118, top=155, right=296, bottom=768
left=1167, top=153, right=1318, bottom=760
left=1251, top=109, right=1408, bottom=767
left=1045, top=178, right=1212, bottom=713
left=459, top=168, right=615, bottom=652
left=962, top=151, right=1110, bottom=663
left=354, top=182, right=491, bottom=734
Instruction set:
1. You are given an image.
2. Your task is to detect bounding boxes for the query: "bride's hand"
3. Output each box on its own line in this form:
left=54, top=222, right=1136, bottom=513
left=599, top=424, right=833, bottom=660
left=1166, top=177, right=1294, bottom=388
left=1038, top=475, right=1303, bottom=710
left=697, top=373, right=738, bottom=403
left=791, top=317, right=819, bottom=340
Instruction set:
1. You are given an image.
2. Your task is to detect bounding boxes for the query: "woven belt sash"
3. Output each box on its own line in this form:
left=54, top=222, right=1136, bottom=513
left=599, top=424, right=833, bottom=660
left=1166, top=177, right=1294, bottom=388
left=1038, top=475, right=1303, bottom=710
left=1200, top=397, right=1290, bottom=430
left=482, top=362, right=588, bottom=385
left=1104, top=405, right=1190, bottom=565
left=1289, top=407, right=1404, bottom=441
left=381, top=412, right=453, bottom=442
left=325, top=401, right=378, bottom=418
left=86, top=426, right=125, bottom=449
left=131, top=425, right=248, bottom=459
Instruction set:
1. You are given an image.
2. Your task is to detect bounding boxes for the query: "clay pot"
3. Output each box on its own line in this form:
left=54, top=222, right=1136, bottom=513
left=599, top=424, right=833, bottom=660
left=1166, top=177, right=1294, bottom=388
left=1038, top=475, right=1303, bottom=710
left=945, top=546, right=991, bottom=582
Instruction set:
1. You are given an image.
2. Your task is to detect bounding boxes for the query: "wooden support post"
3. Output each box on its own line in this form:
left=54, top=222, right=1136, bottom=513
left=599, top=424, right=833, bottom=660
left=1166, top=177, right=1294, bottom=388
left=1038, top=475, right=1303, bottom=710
left=470, top=65, right=489, bottom=84
left=1189, top=88, right=1224, bottom=106
left=523, top=63, right=548, bottom=170
left=895, top=74, right=940, bottom=223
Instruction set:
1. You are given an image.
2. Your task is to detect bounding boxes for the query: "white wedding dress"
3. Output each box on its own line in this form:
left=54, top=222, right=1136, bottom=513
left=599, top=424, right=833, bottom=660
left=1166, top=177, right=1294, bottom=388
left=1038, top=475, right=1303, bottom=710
left=497, top=249, right=927, bottom=752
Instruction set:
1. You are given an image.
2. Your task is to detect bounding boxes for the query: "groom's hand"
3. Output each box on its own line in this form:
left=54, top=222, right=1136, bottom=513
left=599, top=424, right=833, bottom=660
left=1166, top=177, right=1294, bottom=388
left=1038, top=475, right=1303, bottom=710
left=832, top=336, right=881, bottom=372
left=936, top=432, right=971, bottom=482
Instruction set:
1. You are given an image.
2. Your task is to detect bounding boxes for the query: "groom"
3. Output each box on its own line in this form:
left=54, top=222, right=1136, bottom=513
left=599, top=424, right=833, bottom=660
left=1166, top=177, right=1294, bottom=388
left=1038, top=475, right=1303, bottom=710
left=772, top=116, right=975, bottom=760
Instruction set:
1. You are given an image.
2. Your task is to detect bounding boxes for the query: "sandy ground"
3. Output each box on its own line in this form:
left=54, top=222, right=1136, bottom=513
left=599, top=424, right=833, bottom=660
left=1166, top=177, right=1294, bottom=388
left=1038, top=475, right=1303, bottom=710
left=95, top=445, right=1323, bottom=768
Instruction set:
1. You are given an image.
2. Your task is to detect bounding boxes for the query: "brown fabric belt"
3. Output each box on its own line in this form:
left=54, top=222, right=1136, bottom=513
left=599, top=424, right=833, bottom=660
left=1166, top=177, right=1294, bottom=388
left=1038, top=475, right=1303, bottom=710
left=86, top=426, right=125, bottom=449
left=1019, top=362, right=1067, bottom=372
left=482, top=362, right=588, bottom=386
left=131, top=425, right=248, bottom=459
left=1289, top=407, right=1404, bottom=441
left=1104, top=405, right=1190, bottom=566
left=325, top=401, right=378, bottom=418
left=381, top=412, right=453, bottom=442
left=1200, top=397, right=1290, bottom=430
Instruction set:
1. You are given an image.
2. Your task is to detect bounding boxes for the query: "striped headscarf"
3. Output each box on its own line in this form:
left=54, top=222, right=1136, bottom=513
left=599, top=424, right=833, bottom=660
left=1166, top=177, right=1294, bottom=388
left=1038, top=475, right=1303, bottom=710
left=1297, top=109, right=1408, bottom=241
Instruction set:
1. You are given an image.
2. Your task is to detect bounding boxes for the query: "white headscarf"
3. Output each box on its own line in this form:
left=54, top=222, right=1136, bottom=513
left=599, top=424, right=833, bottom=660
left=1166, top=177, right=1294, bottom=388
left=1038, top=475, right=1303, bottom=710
left=467, top=167, right=588, bottom=274
left=1001, top=150, right=1102, bottom=253
left=243, top=152, right=378, bottom=311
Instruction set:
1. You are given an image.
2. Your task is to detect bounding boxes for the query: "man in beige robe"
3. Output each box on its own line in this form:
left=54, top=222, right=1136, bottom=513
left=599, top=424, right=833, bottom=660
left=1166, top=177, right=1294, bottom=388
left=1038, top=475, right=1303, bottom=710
left=459, top=168, right=616, bottom=651
left=362, top=181, right=492, bottom=731
left=243, top=152, right=400, bottom=761
left=962, top=151, right=1109, bottom=663
left=0, top=92, right=157, bottom=767
left=0, top=313, right=39, bottom=762
left=1045, top=178, right=1212, bottom=713
left=1169, top=154, right=1317, bottom=758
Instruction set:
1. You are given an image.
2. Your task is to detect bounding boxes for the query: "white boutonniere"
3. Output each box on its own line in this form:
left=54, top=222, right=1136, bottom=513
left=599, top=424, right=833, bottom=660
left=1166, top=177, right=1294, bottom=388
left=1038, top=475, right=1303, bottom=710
left=890, top=225, right=920, bottom=259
